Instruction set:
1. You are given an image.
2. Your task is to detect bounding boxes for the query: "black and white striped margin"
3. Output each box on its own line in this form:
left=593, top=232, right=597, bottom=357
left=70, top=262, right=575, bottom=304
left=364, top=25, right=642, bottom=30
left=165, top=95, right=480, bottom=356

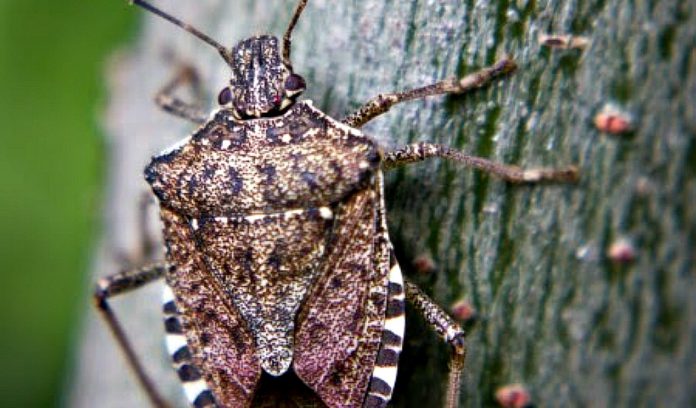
left=162, top=285, right=218, bottom=408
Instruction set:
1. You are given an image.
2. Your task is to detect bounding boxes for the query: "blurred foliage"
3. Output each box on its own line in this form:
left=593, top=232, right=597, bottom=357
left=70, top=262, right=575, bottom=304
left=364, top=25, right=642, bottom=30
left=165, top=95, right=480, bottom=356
left=0, top=0, right=133, bottom=406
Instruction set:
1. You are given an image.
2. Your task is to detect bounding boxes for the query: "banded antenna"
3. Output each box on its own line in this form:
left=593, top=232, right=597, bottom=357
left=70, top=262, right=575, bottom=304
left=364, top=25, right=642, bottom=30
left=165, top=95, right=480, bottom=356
left=130, top=0, right=231, bottom=62
left=282, top=0, right=309, bottom=68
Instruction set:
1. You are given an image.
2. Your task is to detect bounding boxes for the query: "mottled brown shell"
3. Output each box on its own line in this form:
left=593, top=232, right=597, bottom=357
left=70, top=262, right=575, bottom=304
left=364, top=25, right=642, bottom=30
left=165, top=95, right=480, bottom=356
left=146, top=100, right=397, bottom=407
left=146, top=101, right=381, bottom=217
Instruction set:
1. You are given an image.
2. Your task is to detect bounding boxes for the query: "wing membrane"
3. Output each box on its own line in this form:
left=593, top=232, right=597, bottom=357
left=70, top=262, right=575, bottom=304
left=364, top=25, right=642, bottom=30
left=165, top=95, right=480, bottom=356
left=161, top=207, right=262, bottom=407
left=294, top=173, right=394, bottom=407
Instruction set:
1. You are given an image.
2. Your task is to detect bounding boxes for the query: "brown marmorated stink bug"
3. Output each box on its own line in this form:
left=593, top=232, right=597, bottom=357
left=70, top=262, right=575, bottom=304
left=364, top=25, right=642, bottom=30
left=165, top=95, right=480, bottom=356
left=94, top=1, right=578, bottom=407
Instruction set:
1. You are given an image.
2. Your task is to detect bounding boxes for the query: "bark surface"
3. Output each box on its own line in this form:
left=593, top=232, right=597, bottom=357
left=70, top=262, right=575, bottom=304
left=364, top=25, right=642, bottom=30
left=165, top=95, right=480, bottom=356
left=71, top=0, right=696, bottom=406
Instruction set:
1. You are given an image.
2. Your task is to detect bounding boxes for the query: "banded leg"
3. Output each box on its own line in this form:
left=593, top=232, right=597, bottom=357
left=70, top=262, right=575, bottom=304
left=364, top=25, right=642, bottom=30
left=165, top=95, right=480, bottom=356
left=383, top=142, right=579, bottom=183
left=342, top=57, right=517, bottom=128
left=404, top=279, right=466, bottom=408
left=94, top=263, right=171, bottom=408
left=155, top=63, right=207, bottom=124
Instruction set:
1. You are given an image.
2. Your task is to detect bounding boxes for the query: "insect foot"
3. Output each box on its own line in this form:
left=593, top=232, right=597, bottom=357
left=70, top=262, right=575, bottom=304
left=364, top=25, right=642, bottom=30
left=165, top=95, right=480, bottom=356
left=94, top=0, right=579, bottom=407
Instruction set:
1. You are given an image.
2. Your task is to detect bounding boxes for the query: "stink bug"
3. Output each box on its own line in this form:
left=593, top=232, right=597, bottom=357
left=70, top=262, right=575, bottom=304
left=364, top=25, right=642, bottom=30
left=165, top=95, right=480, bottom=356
left=94, top=1, right=579, bottom=407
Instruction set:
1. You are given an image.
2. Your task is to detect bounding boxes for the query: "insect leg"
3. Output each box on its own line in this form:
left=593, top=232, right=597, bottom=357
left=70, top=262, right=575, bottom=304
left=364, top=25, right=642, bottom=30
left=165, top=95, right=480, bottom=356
left=94, top=263, right=172, bottom=408
left=112, top=193, right=159, bottom=269
left=404, top=279, right=466, bottom=408
left=382, top=142, right=579, bottom=183
left=342, top=57, right=516, bottom=128
left=155, top=63, right=208, bottom=124
left=135, top=193, right=158, bottom=261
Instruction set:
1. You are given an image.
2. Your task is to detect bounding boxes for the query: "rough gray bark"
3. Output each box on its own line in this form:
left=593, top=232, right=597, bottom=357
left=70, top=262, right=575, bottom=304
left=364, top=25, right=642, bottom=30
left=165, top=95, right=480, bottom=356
left=70, top=0, right=696, bottom=407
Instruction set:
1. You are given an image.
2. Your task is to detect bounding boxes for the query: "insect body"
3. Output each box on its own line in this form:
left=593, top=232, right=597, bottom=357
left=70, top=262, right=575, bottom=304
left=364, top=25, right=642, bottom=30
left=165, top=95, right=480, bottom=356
left=94, top=1, right=578, bottom=407
left=147, top=99, right=399, bottom=407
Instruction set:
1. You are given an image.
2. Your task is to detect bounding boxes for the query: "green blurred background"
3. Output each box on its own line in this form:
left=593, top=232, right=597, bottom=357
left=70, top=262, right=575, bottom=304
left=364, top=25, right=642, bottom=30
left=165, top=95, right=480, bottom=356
left=0, top=1, right=134, bottom=406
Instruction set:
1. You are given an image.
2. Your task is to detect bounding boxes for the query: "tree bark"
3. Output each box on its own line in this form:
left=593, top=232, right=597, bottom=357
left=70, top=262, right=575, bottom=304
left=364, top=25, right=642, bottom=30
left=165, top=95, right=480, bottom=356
left=70, top=0, right=696, bottom=406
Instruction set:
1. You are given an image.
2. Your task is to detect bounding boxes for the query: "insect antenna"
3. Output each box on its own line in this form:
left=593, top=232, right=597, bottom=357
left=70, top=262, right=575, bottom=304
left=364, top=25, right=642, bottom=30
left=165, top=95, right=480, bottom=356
left=130, top=0, right=231, bottom=61
left=282, top=0, right=308, bottom=68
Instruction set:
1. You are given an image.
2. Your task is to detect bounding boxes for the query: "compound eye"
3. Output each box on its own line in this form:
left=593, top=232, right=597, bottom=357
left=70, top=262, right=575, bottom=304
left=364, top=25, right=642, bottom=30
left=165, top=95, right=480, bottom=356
left=218, top=87, right=232, bottom=105
left=284, top=74, right=306, bottom=94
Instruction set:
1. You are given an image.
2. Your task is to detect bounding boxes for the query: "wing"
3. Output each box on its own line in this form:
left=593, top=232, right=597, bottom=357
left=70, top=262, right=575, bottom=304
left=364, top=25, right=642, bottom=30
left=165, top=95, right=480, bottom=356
left=294, top=172, right=405, bottom=408
left=161, top=207, right=262, bottom=408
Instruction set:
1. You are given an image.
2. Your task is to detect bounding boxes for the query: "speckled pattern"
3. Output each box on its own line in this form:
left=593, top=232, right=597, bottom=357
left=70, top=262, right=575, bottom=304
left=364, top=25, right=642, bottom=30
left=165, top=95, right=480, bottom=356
left=148, top=99, right=403, bottom=407
left=146, top=102, right=379, bottom=216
